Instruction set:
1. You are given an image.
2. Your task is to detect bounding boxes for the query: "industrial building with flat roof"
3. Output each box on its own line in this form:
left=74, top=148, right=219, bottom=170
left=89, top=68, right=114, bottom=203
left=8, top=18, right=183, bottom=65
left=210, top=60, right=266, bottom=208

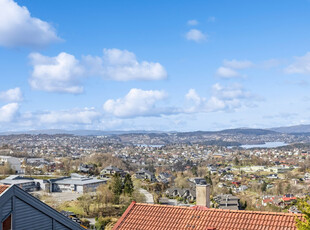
left=49, top=173, right=107, bottom=193
left=0, top=175, right=43, bottom=192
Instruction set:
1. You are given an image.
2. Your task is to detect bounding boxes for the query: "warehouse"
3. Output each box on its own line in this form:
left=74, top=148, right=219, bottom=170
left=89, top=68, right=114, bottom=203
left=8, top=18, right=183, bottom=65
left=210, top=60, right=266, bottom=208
left=49, top=173, right=107, bottom=193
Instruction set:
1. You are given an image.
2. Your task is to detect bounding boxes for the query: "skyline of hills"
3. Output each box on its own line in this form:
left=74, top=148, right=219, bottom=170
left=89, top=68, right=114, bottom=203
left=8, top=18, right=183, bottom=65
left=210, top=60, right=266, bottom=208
left=1, top=124, right=310, bottom=136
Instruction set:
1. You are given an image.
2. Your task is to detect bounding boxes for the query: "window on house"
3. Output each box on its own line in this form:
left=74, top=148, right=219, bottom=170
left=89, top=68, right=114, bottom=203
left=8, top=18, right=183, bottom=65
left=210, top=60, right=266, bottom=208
left=2, top=214, right=12, bottom=230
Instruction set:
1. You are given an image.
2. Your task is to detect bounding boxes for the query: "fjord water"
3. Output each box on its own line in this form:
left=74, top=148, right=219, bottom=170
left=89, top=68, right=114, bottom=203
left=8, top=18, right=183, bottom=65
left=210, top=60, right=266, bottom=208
left=240, top=142, right=287, bottom=149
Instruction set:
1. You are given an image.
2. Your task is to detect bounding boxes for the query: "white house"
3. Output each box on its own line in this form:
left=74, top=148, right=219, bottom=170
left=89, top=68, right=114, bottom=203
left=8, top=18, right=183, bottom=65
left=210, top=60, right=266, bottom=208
left=0, top=156, right=23, bottom=173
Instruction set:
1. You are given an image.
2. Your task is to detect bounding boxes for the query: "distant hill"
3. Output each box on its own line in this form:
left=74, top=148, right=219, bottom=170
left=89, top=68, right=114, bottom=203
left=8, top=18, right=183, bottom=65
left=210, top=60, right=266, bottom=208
left=270, top=124, right=310, bottom=133
left=175, top=128, right=277, bottom=137
left=0, top=128, right=280, bottom=136
left=218, top=128, right=277, bottom=135
left=0, top=129, right=164, bottom=136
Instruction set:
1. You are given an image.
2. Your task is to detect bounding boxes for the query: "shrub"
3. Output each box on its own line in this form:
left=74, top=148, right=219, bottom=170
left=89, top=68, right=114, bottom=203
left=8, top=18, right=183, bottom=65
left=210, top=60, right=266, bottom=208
left=95, top=217, right=112, bottom=230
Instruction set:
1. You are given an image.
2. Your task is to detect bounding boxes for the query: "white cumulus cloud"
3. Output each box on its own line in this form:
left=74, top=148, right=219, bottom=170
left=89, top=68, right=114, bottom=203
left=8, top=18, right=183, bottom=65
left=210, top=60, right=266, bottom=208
left=185, top=89, right=205, bottom=113
left=216, top=67, right=240, bottom=78
left=28, top=49, right=167, bottom=93
left=185, top=83, right=252, bottom=113
left=0, top=87, right=23, bottom=102
left=38, top=107, right=101, bottom=124
left=0, top=0, right=61, bottom=48
left=29, top=52, right=85, bottom=94
left=217, top=59, right=252, bottom=78
left=0, top=103, right=19, bottom=122
left=185, top=29, right=207, bottom=43
left=103, top=88, right=172, bottom=118
left=83, top=48, right=167, bottom=81
left=212, top=83, right=250, bottom=100
left=285, top=52, right=310, bottom=74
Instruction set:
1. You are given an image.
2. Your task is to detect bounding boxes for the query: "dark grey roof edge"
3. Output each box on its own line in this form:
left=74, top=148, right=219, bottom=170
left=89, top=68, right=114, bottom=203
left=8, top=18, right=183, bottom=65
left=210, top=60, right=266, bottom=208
left=0, top=185, right=85, bottom=230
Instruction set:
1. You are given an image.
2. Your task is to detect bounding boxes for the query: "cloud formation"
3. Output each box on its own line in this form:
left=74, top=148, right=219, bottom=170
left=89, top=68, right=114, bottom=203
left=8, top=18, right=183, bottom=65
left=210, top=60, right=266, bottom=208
left=29, top=52, right=85, bottom=94
left=84, top=48, right=167, bottom=81
left=103, top=88, right=172, bottom=118
left=38, top=107, right=101, bottom=124
left=0, top=0, right=61, bottom=48
left=185, top=83, right=252, bottom=113
left=185, top=29, right=207, bottom=43
left=217, top=59, right=252, bottom=78
left=0, top=87, right=23, bottom=102
left=0, top=103, right=19, bottom=122
left=216, top=67, right=240, bottom=78
left=0, top=84, right=257, bottom=130
left=285, top=52, right=310, bottom=74
left=29, top=49, right=167, bottom=93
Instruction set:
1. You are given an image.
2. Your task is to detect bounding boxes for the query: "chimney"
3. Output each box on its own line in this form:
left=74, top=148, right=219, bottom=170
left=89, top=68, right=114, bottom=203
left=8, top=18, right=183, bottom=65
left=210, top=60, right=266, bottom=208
left=196, top=184, right=210, bottom=208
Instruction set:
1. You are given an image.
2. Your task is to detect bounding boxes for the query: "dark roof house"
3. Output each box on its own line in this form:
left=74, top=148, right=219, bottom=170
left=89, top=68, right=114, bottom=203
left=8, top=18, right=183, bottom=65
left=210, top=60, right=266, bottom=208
left=166, top=187, right=196, bottom=201
left=78, top=163, right=94, bottom=173
left=0, top=184, right=85, bottom=230
left=158, top=172, right=173, bottom=184
left=189, top=177, right=207, bottom=185
left=135, top=169, right=157, bottom=182
left=100, top=166, right=126, bottom=177
left=214, top=194, right=240, bottom=210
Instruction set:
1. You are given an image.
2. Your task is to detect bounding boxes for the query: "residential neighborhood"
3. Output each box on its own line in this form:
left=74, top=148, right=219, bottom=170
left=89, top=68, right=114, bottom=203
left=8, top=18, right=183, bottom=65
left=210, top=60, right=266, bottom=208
left=1, top=131, right=310, bottom=228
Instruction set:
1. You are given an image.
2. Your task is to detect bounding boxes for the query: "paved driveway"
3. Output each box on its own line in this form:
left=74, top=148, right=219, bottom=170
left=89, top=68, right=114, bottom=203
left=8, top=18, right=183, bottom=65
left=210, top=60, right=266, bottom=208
left=138, top=188, right=154, bottom=204
left=31, top=191, right=82, bottom=204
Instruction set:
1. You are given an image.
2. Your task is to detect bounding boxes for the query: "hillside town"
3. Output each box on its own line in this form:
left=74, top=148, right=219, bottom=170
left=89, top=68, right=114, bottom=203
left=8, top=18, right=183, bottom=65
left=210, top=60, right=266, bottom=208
left=1, top=131, right=310, bottom=228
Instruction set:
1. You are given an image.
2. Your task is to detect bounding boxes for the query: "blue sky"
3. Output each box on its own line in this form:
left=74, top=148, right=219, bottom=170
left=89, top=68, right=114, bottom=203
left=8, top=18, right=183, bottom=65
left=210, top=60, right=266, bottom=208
left=1, top=0, right=310, bottom=131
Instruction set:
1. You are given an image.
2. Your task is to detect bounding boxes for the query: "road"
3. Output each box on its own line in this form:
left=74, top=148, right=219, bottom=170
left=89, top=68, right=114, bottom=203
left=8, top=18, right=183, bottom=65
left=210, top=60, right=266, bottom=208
left=138, top=188, right=154, bottom=204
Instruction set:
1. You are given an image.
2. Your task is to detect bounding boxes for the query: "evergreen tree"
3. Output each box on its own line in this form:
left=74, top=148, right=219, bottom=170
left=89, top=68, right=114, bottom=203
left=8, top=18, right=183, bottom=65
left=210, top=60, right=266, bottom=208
left=261, top=181, right=267, bottom=193
left=124, top=174, right=134, bottom=196
left=234, top=157, right=240, bottom=166
left=191, top=166, right=198, bottom=177
left=111, top=173, right=123, bottom=195
left=204, top=175, right=213, bottom=185
left=111, top=173, right=123, bottom=204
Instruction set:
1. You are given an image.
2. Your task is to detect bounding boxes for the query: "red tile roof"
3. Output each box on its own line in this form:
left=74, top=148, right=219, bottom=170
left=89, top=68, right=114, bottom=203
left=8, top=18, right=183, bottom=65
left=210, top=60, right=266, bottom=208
left=263, top=198, right=274, bottom=203
left=0, top=185, right=9, bottom=195
left=113, top=202, right=303, bottom=230
left=282, top=197, right=296, bottom=202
